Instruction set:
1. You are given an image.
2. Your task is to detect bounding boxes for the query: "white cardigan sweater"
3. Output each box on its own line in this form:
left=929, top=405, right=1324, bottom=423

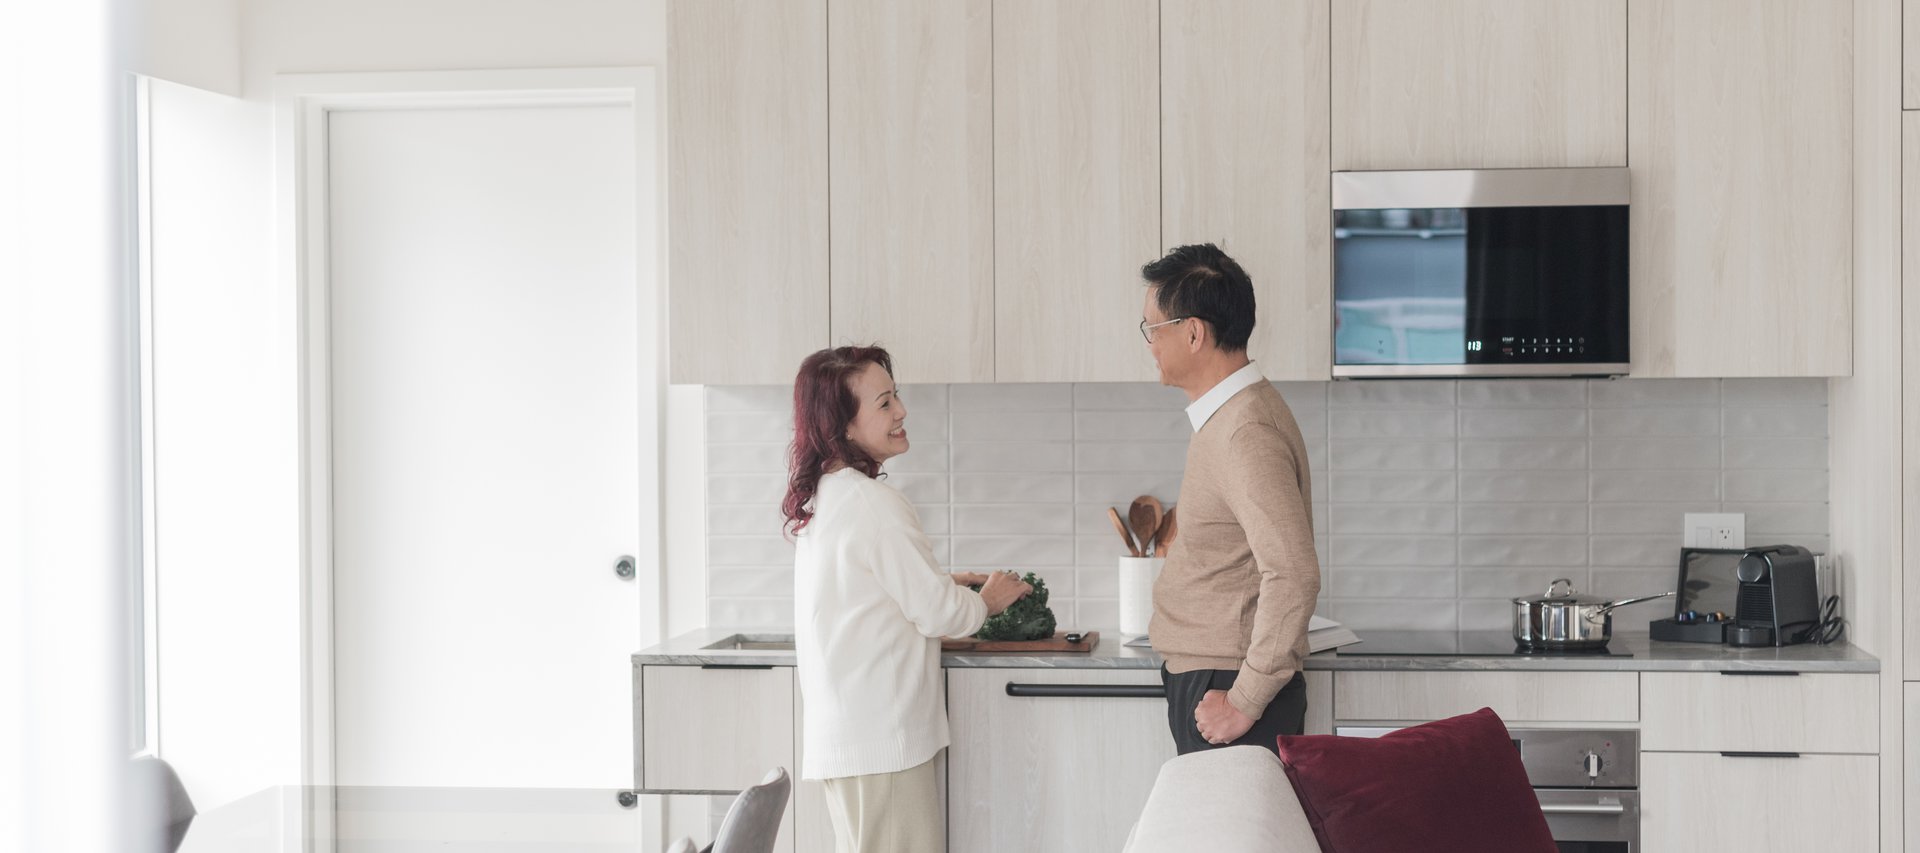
left=794, top=468, right=988, bottom=780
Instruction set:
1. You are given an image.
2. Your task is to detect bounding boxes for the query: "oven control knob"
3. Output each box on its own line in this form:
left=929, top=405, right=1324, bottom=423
left=1583, top=752, right=1604, bottom=780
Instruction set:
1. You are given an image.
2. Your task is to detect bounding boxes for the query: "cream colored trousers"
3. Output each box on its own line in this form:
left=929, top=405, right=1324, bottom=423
left=821, top=751, right=944, bottom=853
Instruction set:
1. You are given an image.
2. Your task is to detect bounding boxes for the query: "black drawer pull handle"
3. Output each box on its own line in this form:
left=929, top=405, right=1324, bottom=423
left=1716, top=670, right=1801, bottom=676
left=1720, top=751, right=1801, bottom=759
left=701, top=664, right=775, bottom=670
left=1005, top=683, right=1166, bottom=699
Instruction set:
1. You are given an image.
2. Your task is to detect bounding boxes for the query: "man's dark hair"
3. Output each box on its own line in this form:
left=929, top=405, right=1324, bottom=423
left=1141, top=243, right=1255, bottom=353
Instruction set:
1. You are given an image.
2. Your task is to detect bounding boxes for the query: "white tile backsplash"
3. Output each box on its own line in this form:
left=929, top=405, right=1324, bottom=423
left=1723, top=437, right=1828, bottom=469
left=1589, top=407, right=1720, bottom=437
left=704, top=378, right=1830, bottom=633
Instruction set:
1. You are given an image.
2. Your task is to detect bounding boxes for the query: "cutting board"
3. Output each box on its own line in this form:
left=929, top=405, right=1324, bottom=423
left=941, top=631, right=1097, bottom=653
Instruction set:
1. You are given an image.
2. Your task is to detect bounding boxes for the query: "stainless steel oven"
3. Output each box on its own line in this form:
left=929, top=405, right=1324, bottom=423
left=1334, top=725, right=1639, bottom=852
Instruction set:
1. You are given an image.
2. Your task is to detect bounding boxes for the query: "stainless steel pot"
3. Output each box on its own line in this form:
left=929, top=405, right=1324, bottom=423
left=1512, top=578, right=1675, bottom=650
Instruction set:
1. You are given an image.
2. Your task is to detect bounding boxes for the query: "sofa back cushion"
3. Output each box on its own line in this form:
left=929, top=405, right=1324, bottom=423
left=1275, top=707, right=1556, bottom=853
left=1124, top=745, right=1321, bottom=853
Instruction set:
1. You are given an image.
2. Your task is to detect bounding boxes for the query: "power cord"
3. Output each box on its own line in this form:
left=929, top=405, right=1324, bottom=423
left=1792, top=595, right=1846, bottom=645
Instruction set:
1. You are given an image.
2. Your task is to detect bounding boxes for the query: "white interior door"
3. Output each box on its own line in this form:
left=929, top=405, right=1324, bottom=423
left=327, top=103, right=644, bottom=787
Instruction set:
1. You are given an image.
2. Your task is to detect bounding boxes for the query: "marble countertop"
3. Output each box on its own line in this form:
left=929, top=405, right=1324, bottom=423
left=634, top=628, right=1878, bottom=673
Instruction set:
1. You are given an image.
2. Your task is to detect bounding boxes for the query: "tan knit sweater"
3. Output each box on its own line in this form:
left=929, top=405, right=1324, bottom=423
left=1151, top=381, right=1322, bottom=721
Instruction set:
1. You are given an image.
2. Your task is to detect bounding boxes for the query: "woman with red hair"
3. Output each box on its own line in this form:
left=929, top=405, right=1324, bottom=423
left=785, top=345, right=1029, bottom=852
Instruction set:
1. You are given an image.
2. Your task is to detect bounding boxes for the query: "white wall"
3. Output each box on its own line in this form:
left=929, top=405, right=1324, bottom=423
left=145, top=76, right=293, bottom=810
left=4, top=2, right=137, bottom=851
left=128, top=0, right=240, bottom=94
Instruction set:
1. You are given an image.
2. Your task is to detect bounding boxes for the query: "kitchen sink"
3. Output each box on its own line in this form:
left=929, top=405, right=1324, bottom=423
left=701, top=633, right=796, bottom=651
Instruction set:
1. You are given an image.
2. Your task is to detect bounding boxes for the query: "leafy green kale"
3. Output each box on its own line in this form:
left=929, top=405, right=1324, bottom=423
left=968, top=571, right=1057, bottom=641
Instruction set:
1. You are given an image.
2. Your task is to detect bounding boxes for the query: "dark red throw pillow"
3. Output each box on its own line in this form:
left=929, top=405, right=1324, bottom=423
left=1275, top=707, right=1556, bottom=853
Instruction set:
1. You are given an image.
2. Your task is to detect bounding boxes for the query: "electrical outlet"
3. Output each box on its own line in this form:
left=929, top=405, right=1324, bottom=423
left=1682, top=513, right=1745, bottom=549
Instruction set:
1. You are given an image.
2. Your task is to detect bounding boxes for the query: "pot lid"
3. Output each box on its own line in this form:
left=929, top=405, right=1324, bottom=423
left=1511, top=577, right=1609, bottom=605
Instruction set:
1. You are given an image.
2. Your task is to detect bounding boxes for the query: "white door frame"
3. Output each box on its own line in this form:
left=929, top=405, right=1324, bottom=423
left=274, top=68, right=665, bottom=799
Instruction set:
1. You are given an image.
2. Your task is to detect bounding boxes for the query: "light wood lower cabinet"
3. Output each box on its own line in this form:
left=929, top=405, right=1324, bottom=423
left=1642, top=752, right=1876, bottom=852
left=637, top=665, right=822, bottom=853
left=640, top=665, right=795, bottom=793
left=1303, top=670, right=1333, bottom=735
left=1641, top=671, right=1876, bottom=754
left=946, top=668, right=1175, bottom=853
left=1334, top=670, right=1639, bottom=723
left=1907, top=684, right=1920, bottom=853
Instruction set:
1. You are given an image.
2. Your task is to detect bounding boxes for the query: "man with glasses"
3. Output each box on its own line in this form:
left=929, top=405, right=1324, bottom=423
left=1140, top=243, right=1320, bottom=756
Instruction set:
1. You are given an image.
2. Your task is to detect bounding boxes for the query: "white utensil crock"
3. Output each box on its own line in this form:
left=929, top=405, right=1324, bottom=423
left=1118, top=556, right=1165, bottom=636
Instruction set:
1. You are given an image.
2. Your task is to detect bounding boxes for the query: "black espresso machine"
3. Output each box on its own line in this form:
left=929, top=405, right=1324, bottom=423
left=1651, top=545, right=1823, bottom=646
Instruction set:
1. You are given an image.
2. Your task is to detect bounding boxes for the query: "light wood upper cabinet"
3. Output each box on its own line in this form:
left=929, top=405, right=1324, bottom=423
left=1628, top=0, right=1851, bottom=377
left=1331, top=0, right=1626, bottom=170
left=667, top=0, right=828, bottom=384
left=1907, top=0, right=1919, bottom=109
left=993, top=0, right=1160, bottom=383
left=1162, top=0, right=1330, bottom=380
left=829, top=0, right=994, bottom=383
left=1906, top=112, right=1920, bottom=678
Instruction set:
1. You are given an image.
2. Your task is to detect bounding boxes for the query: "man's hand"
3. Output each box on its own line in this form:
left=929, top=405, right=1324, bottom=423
left=1194, top=689, right=1255, bottom=745
left=950, top=572, right=990, bottom=587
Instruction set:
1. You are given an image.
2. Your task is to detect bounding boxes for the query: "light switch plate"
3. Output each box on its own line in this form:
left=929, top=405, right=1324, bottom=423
left=1682, top=512, right=1745, bottom=549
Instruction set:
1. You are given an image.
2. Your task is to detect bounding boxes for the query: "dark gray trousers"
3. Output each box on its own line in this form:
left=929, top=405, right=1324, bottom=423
left=1160, top=665, right=1307, bottom=757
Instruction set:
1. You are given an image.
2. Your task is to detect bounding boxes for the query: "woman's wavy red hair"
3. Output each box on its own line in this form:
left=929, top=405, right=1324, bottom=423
left=782, top=345, right=894, bottom=537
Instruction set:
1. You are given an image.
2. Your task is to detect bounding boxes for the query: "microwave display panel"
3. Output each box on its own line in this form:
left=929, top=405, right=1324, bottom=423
left=1332, top=204, right=1628, bottom=371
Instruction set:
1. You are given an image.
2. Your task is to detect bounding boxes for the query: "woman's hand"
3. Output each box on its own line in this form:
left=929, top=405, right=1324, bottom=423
left=950, top=572, right=990, bottom=587
left=977, top=570, right=1032, bottom=617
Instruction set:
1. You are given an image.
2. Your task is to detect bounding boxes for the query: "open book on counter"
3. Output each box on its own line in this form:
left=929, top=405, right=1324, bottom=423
left=1123, top=614, right=1363, bottom=653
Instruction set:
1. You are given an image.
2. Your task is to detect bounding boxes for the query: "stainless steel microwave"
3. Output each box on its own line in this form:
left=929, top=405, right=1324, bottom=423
left=1331, top=167, right=1630, bottom=378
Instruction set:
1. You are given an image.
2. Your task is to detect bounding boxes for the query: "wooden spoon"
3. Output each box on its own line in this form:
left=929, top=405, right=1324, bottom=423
left=1153, top=507, right=1178, bottom=558
left=1107, top=507, right=1140, bottom=557
left=1128, top=496, right=1162, bottom=559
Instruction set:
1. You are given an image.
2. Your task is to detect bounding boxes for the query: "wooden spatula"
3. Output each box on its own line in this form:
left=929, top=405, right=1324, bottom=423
left=1129, top=496, right=1162, bottom=558
left=1107, top=507, right=1140, bottom=558
left=1153, top=507, right=1178, bottom=558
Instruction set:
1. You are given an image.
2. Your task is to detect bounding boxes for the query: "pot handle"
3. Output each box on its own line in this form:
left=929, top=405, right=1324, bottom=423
left=1593, top=590, right=1676, bottom=616
left=1544, top=578, right=1576, bottom=597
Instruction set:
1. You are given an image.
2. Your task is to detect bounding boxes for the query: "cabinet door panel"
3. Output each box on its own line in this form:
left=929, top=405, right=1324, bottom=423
left=1304, top=670, right=1333, bottom=735
left=947, top=668, right=1174, bottom=853
left=1331, top=0, right=1626, bottom=170
left=1162, top=0, right=1330, bottom=380
left=1642, top=752, right=1875, bottom=852
left=1907, top=684, right=1920, bottom=852
left=1906, top=0, right=1919, bottom=109
left=1628, top=0, right=1851, bottom=377
left=667, top=0, right=828, bottom=383
left=1334, top=671, right=1638, bottom=723
left=640, top=666, right=795, bottom=793
left=993, top=0, right=1160, bottom=383
left=829, top=0, right=994, bottom=383
left=1906, top=112, right=1920, bottom=678
left=1641, top=672, right=1876, bottom=754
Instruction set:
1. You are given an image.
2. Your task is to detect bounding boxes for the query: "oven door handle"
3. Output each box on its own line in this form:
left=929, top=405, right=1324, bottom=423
left=1537, top=802, right=1628, bottom=815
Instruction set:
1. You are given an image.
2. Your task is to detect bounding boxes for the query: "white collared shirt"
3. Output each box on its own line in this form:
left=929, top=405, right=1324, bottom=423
left=1185, top=361, right=1266, bottom=432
